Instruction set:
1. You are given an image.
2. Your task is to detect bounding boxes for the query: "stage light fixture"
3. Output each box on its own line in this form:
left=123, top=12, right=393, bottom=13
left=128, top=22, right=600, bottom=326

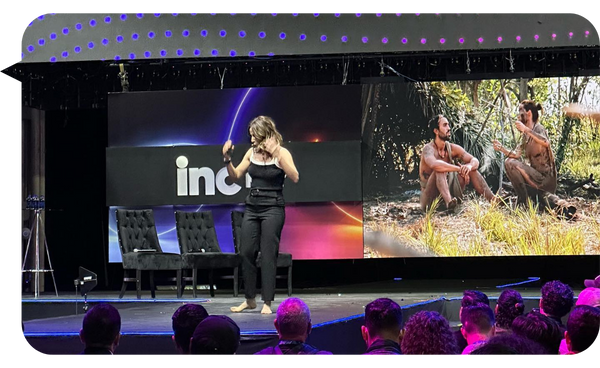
left=61, top=51, right=68, bottom=58
left=120, top=14, right=127, bottom=21
left=268, top=52, right=275, bottom=56
left=62, top=27, right=69, bottom=35
left=497, top=36, right=503, bottom=43
left=129, top=53, right=136, bottom=59
left=382, top=37, right=388, bottom=44
left=239, top=30, right=246, bottom=38
left=478, top=37, right=484, bottom=43
left=314, top=13, right=319, bottom=17
left=230, top=50, right=237, bottom=56
left=280, top=32, right=286, bottom=39
left=569, top=32, right=574, bottom=38
left=459, top=37, right=465, bottom=44
left=148, top=31, right=155, bottom=39
left=172, top=13, right=178, bottom=16
left=182, top=30, right=189, bottom=37
left=259, top=31, right=266, bottom=38
left=104, top=16, right=111, bottom=24
left=362, top=37, right=369, bottom=43
left=321, top=35, right=327, bottom=41
left=144, top=51, right=151, bottom=57
left=165, top=30, right=172, bottom=37
left=402, top=38, right=408, bottom=44
left=440, top=38, right=446, bottom=44
left=38, top=15, right=44, bottom=20
left=293, top=13, right=298, bottom=16
left=249, top=51, right=256, bottom=56
left=211, top=49, right=218, bottom=56
left=136, top=14, right=143, bottom=19
left=271, top=13, right=277, bottom=16
left=75, top=23, right=82, bottom=30
left=516, top=35, right=522, bottom=42
left=50, top=33, right=56, bottom=40
left=154, top=13, right=161, bottom=17
left=177, top=49, right=183, bottom=56
left=132, top=33, right=139, bottom=40
left=27, top=45, right=34, bottom=52
left=88, top=41, right=94, bottom=49
left=116, top=35, right=123, bottom=43
left=219, top=30, right=226, bottom=37
left=300, top=34, right=306, bottom=41
left=74, top=267, right=97, bottom=312
left=194, top=49, right=201, bottom=56
left=201, top=30, right=208, bottom=37
left=89, top=19, right=96, bottom=27
left=534, top=34, right=539, bottom=41
left=74, top=46, right=80, bottom=53
left=114, top=55, right=121, bottom=60
left=376, top=14, right=382, bottom=17
left=341, top=36, right=348, bottom=42
left=335, top=13, right=340, bottom=17
left=585, top=31, right=590, bottom=37
left=356, top=13, right=362, bottom=17
left=160, top=49, right=167, bottom=57
left=421, top=38, right=427, bottom=44
left=50, top=56, right=56, bottom=62
left=38, top=38, right=45, bottom=46
left=102, top=38, right=109, bottom=46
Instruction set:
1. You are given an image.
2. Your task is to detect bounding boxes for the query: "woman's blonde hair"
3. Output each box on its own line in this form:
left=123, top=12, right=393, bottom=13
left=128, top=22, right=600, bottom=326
left=248, top=116, right=283, bottom=151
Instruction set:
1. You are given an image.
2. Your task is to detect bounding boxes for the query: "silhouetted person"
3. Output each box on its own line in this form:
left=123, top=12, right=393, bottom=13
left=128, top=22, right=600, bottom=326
left=540, top=280, right=574, bottom=331
left=512, top=311, right=563, bottom=354
left=495, top=289, right=525, bottom=335
left=454, top=290, right=490, bottom=351
left=79, top=303, right=121, bottom=355
left=460, top=304, right=496, bottom=354
left=189, top=315, right=240, bottom=354
left=401, top=311, right=458, bottom=354
left=564, top=305, right=600, bottom=354
left=255, top=297, right=332, bottom=354
left=470, top=334, right=547, bottom=355
left=362, top=298, right=403, bottom=354
left=172, top=303, right=209, bottom=354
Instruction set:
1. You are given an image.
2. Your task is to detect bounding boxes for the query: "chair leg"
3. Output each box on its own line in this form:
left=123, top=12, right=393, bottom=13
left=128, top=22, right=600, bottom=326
left=149, top=270, right=156, bottom=299
left=176, top=269, right=182, bottom=299
left=119, top=270, right=128, bottom=299
left=136, top=269, right=142, bottom=300
left=208, top=269, right=215, bottom=298
left=192, top=268, right=198, bottom=299
left=233, top=267, right=239, bottom=297
left=287, top=265, right=293, bottom=296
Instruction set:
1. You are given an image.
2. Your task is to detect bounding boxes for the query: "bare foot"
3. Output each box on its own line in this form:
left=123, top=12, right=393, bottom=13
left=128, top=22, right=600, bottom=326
left=446, top=197, right=458, bottom=211
left=230, top=299, right=257, bottom=313
left=261, top=303, right=273, bottom=314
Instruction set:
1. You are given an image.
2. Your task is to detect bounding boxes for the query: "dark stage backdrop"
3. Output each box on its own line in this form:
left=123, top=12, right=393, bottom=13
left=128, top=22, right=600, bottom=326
left=107, top=85, right=364, bottom=262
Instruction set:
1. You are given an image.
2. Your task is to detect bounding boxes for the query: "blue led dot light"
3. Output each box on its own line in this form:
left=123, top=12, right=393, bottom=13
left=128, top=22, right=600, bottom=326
left=314, top=13, right=319, bottom=17
left=160, top=49, right=167, bottom=57
left=335, top=13, right=340, bottom=17
left=27, top=45, right=34, bottom=52
left=61, top=51, right=68, bottom=57
left=382, top=37, right=388, bottom=44
left=144, top=51, right=151, bottom=58
left=102, top=38, right=109, bottom=46
left=362, top=37, right=368, bottom=43
left=38, top=15, right=45, bottom=20
left=211, top=49, right=218, bottom=56
left=62, top=27, right=69, bottom=35
left=376, top=13, right=382, bottom=17
left=259, top=31, right=266, bottom=38
left=182, top=29, right=189, bottom=37
left=89, top=19, right=96, bottom=27
left=132, top=33, right=139, bottom=40
left=292, top=13, right=298, bottom=16
left=49, top=56, right=56, bottom=62
left=74, top=46, right=81, bottom=53
left=75, top=23, right=82, bottom=30
left=230, top=50, right=237, bottom=56
left=220, top=30, right=227, bottom=37
left=356, top=13, right=361, bottom=17
left=402, top=38, right=408, bottom=44
left=136, top=14, right=143, bottom=19
left=104, top=16, right=111, bottom=23
left=172, top=13, right=178, bottom=16
left=120, top=14, right=127, bottom=21
left=116, top=35, right=123, bottom=43
left=88, top=42, right=94, bottom=49
left=154, top=13, right=161, bottom=17
left=320, top=35, right=327, bottom=41
left=194, top=49, right=201, bottom=56
left=38, top=38, right=45, bottom=46
left=341, top=36, right=348, bottom=42
left=50, top=33, right=57, bottom=40
left=148, top=31, right=155, bottom=39
left=239, top=30, right=246, bottom=38
left=177, top=49, right=183, bottom=56
left=280, top=32, right=286, bottom=39
left=249, top=51, right=256, bottom=56
left=201, top=30, right=208, bottom=37
left=299, top=34, right=306, bottom=41
left=268, top=52, right=274, bottom=56
left=114, top=55, right=121, bottom=60
left=165, top=30, right=172, bottom=37
left=129, top=53, right=136, bottom=59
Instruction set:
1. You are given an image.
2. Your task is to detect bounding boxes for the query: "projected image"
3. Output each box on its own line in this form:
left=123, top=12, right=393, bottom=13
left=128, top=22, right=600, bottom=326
left=362, top=78, right=600, bottom=257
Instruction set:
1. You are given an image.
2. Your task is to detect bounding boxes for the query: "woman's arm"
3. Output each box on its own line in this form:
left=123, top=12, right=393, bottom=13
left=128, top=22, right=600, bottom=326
left=274, top=147, right=299, bottom=183
left=222, top=140, right=252, bottom=181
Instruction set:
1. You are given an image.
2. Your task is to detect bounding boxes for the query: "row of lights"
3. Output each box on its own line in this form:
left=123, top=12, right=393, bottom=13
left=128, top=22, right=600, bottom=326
left=25, top=10, right=479, bottom=27
left=28, top=30, right=591, bottom=62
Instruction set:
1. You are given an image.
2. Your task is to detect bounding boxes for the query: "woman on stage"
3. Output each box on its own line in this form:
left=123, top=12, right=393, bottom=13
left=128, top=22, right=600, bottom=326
left=222, top=116, right=299, bottom=314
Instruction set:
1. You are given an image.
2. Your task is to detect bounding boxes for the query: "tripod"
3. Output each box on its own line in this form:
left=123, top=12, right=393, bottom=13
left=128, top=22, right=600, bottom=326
left=22, top=206, right=58, bottom=298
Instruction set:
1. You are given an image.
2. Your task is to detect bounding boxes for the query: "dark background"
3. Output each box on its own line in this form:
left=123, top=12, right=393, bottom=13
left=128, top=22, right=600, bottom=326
left=15, top=42, right=595, bottom=292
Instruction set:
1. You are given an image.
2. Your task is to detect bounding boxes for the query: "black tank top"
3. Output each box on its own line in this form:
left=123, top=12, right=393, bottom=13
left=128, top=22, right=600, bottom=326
left=246, top=150, right=286, bottom=206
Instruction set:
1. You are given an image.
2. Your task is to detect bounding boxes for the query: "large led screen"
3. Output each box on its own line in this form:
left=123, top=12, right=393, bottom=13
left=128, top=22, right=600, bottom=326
left=362, top=77, right=600, bottom=257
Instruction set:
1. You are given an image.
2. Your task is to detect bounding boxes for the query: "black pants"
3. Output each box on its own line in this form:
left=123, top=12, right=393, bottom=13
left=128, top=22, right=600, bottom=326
left=240, top=204, right=285, bottom=302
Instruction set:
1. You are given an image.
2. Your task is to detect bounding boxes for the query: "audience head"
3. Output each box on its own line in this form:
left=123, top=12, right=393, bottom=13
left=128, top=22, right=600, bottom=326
left=189, top=315, right=240, bottom=354
left=460, top=290, right=490, bottom=319
left=565, top=305, right=600, bottom=354
left=495, top=289, right=525, bottom=329
left=512, top=311, right=563, bottom=353
left=461, top=304, right=495, bottom=342
left=79, top=303, right=121, bottom=353
left=401, top=311, right=458, bottom=354
left=362, top=298, right=403, bottom=345
left=470, top=334, right=547, bottom=355
left=576, top=287, right=600, bottom=308
left=172, top=303, right=209, bottom=353
left=540, top=280, right=574, bottom=319
left=275, top=298, right=312, bottom=342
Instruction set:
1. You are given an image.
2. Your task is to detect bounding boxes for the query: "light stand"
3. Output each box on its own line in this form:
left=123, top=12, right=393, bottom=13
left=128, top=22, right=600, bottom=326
left=22, top=195, right=58, bottom=298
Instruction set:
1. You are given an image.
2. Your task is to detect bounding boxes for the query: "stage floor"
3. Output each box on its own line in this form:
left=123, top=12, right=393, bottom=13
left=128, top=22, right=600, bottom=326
left=23, top=278, right=563, bottom=335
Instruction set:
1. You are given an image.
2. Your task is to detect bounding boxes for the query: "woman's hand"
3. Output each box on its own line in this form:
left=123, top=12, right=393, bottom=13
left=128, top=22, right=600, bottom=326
left=261, top=136, right=281, bottom=156
left=222, top=140, right=234, bottom=159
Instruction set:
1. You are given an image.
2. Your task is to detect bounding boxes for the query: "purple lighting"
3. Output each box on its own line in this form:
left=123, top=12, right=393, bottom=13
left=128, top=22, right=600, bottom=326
left=534, top=34, right=539, bottom=41
left=249, top=51, right=256, bottom=57
left=201, top=30, right=208, bottom=37
left=27, top=45, right=34, bottom=52
left=49, top=56, right=56, bottom=63
left=320, top=35, right=327, bottom=41
left=382, top=37, right=388, bottom=44
left=50, top=33, right=57, bottom=40
left=356, top=13, right=361, bottom=17
left=314, top=13, right=319, bottom=17
left=177, top=49, right=183, bottom=56
left=89, top=19, right=96, bottom=27
left=280, top=32, right=286, bottom=39
left=402, top=38, right=408, bottom=44
left=440, top=38, right=446, bottom=44
left=341, top=36, right=348, bottom=42
left=116, top=35, right=123, bottom=43
left=516, top=35, right=521, bottom=42
left=38, top=38, right=45, bottom=46
left=552, top=33, right=557, bottom=39
left=160, top=49, right=167, bottom=57
left=211, top=49, right=218, bottom=56
left=219, top=30, right=226, bottom=37
left=194, top=49, right=201, bottom=56
left=182, top=30, right=189, bottom=37
left=497, top=36, right=503, bottom=42
left=478, top=37, right=484, bottom=43
left=88, top=42, right=94, bottom=49
left=335, top=13, right=340, bottom=17
left=165, top=30, right=172, bottom=37
left=239, top=30, right=246, bottom=38
left=585, top=31, right=590, bottom=36
left=132, top=33, right=139, bottom=40
left=62, top=27, right=69, bottom=35
left=74, top=46, right=81, bottom=53
left=259, top=31, right=266, bottom=38
left=102, top=38, right=109, bottom=46
left=299, top=34, right=306, bottom=41
left=148, top=31, right=155, bottom=39
left=75, top=23, right=82, bottom=30
left=230, top=50, right=237, bottom=56
left=114, top=55, right=121, bottom=60
left=569, top=32, right=574, bottom=38
left=376, top=13, right=382, bottom=17
left=144, top=51, right=151, bottom=58
left=362, top=37, right=369, bottom=43
left=129, top=53, right=135, bottom=59
left=120, top=14, right=127, bottom=21
left=104, top=16, right=111, bottom=23
left=136, top=14, right=143, bottom=19
left=421, top=38, right=427, bottom=44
